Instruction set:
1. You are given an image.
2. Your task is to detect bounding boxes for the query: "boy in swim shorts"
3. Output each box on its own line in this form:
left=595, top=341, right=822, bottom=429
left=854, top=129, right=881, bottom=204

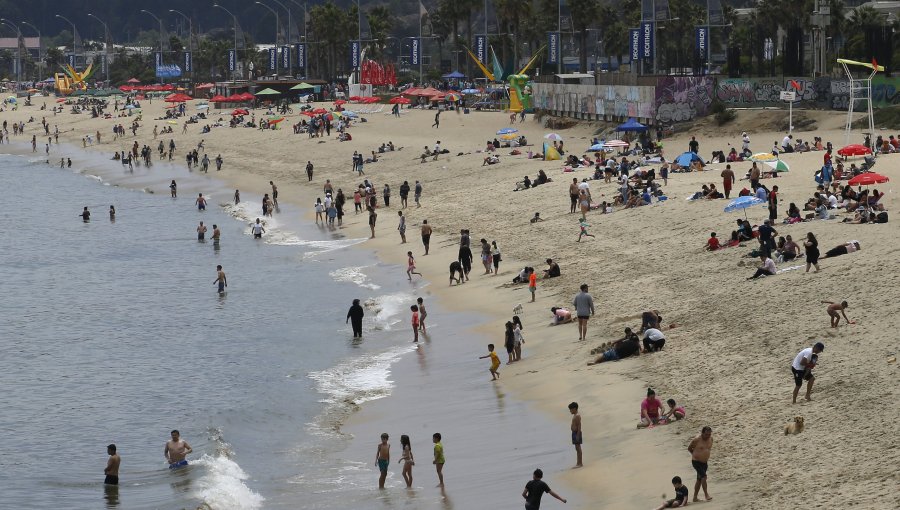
left=478, top=344, right=500, bottom=380
left=376, top=433, right=390, bottom=489
left=569, top=402, right=583, bottom=468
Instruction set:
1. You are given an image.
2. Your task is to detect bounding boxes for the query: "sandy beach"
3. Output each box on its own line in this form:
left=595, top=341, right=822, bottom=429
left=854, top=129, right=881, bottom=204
left=12, top=96, right=900, bottom=509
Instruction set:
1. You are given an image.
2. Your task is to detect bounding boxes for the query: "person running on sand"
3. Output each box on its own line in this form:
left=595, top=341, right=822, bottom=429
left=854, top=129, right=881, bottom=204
left=569, top=402, right=583, bottom=467
left=398, top=435, right=414, bottom=488
left=410, top=305, right=420, bottom=342
left=375, top=433, right=390, bottom=489
left=416, top=297, right=427, bottom=332
left=822, top=300, right=851, bottom=327
left=687, top=427, right=713, bottom=502
left=479, top=343, right=501, bottom=380
left=577, top=219, right=594, bottom=242
left=792, top=342, right=824, bottom=403
left=406, top=252, right=422, bottom=280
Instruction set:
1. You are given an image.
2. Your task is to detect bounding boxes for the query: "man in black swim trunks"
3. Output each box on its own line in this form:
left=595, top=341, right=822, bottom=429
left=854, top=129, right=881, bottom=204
left=104, top=444, right=120, bottom=485
left=687, top=426, right=713, bottom=502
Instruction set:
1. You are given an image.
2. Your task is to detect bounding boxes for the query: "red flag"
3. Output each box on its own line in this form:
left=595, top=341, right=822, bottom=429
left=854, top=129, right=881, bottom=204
left=872, top=57, right=879, bottom=70
left=790, top=80, right=801, bottom=91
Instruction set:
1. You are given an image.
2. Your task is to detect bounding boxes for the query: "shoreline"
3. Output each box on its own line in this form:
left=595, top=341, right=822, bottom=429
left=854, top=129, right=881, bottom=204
left=11, top=98, right=899, bottom=509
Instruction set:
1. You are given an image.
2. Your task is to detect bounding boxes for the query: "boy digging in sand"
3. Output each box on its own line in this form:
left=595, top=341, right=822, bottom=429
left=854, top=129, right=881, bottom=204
left=821, top=300, right=852, bottom=327
left=376, top=433, right=390, bottom=489
left=479, top=344, right=501, bottom=380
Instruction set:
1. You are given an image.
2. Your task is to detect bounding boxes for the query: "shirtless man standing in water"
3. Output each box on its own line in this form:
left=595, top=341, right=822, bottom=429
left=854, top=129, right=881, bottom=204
left=688, top=426, right=713, bottom=502
left=164, top=430, right=192, bottom=469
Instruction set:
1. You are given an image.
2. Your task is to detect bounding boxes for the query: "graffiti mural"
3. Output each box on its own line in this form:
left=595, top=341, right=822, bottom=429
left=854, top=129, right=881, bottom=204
left=655, top=76, right=715, bottom=123
left=872, top=76, right=900, bottom=108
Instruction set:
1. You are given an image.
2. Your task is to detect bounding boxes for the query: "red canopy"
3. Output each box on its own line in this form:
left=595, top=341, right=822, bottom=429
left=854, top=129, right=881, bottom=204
left=388, top=96, right=411, bottom=104
left=239, top=92, right=255, bottom=101
left=847, top=173, right=889, bottom=186
left=164, top=93, right=193, bottom=103
left=311, top=108, right=327, bottom=114
left=195, top=83, right=215, bottom=90
left=231, top=108, right=249, bottom=116
left=334, top=99, right=346, bottom=105
left=838, top=144, right=872, bottom=157
left=209, top=95, right=228, bottom=103
left=348, top=95, right=361, bottom=101
left=127, top=78, right=141, bottom=84
left=401, top=87, right=422, bottom=96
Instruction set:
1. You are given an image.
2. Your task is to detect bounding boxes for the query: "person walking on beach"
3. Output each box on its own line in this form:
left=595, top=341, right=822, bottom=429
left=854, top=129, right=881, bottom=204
left=170, top=180, right=177, bottom=198
left=369, top=208, right=378, bottom=239
left=399, top=435, right=414, bottom=488
left=214, top=265, right=227, bottom=294
left=347, top=299, right=365, bottom=338
left=234, top=190, right=240, bottom=205
left=721, top=165, right=735, bottom=199
left=104, top=444, right=120, bottom=485
left=569, top=402, right=583, bottom=468
left=421, top=220, right=432, bottom=255
left=529, top=270, right=537, bottom=302
left=400, top=181, right=410, bottom=208
left=164, top=430, right=193, bottom=469
left=522, top=469, right=567, bottom=509
left=397, top=211, right=407, bottom=243
left=822, top=300, right=851, bottom=328
left=687, top=426, right=713, bottom=502
left=270, top=181, right=279, bottom=206
left=417, top=297, right=427, bottom=332
left=197, top=222, right=207, bottom=242
left=251, top=219, right=265, bottom=239
left=573, top=284, right=595, bottom=341
left=804, top=232, right=820, bottom=273
left=432, top=433, right=445, bottom=487
left=792, top=342, right=824, bottom=403
left=306, top=161, right=314, bottom=181
left=414, top=181, right=423, bottom=208
left=432, top=110, right=440, bottom=128
left=195, top=193, right=207, bottom=211
left=376, top=433, right=390, bottom=489
left=768, top=185, right=779, bottom=222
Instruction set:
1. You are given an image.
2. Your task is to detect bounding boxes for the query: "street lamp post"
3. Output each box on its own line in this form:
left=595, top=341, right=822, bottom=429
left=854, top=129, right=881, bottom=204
left=269, top=0, right=294, bottom=77
left=87, top=14, right=111, bottom=83
left=213, top=4, right=239, bottom=82
left=169, top=10, right=193, bottom=51
left=55, top=14, right=77, bottom=68
left=20, top=22, right=41, bottom=82
left=0, top=19, right=21, bottom=84
left=255, top=1, right=280, bottom=76
left=140, top=9, right=165, bottom=74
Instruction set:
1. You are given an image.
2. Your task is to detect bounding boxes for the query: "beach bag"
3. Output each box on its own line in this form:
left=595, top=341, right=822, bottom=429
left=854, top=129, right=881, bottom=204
left=876, top=212, right=888, bottom=223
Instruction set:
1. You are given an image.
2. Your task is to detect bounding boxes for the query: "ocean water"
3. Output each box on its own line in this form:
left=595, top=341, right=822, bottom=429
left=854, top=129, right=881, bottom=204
left=0, top=152, right=428, bottom=509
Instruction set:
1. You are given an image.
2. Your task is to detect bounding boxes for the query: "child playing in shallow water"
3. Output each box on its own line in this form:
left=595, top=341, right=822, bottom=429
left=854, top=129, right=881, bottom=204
left=410, top=305, right=420, bottom=343
left=398, top=435, right=414, bottom=488
left=478, top=344, right=501, bottom=380
left=375, top=433, right=390, bottom=489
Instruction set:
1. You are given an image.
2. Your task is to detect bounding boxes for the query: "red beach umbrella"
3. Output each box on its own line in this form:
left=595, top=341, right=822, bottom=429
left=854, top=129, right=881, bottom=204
left=388, top=96, right=410, bottom=104
left=209, top=95, right=228, bottom=103
left=838, top=144, right=872, bottom=158
left=847, top=173, right=889, bottom=186
left=312, top=108, right=327, bottom=114
left=239, top=92, right=255, bottom=101
left=231, top=108, right=249, bottom=116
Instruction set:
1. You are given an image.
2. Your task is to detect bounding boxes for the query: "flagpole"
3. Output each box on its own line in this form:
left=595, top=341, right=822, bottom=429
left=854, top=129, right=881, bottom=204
left=419, top=4, right=423, bottom=85
left=557, top=0, right=562, bottom=74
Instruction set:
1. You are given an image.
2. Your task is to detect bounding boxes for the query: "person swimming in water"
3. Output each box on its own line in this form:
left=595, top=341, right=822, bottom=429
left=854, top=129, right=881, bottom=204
left=164, top=430, right=192, bottom=469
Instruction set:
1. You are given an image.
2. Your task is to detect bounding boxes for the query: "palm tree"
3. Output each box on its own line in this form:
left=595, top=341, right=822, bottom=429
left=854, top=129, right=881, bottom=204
left=567, top=0, right=599, bottom=73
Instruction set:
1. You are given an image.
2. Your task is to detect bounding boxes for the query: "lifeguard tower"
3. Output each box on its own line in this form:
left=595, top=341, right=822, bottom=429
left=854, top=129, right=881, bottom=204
left=838, top=58, right=884, bottom=144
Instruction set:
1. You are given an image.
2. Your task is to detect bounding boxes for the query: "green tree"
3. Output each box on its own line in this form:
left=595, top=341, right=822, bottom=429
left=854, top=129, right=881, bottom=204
left=367, top=5, right=394, bottom=59
left=567, top=0, right=599, bottom=73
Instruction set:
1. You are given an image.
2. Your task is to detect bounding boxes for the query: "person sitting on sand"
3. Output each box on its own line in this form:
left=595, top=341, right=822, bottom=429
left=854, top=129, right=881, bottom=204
left=544, top=259, right=561, bottom=278
left=747, top=254, right=776, bottom=280
left=779, top=235, right=800, bottom=262
left=822, top=300, right=851, bottom=328
left=822, top=240, right=861, bottom=259
left=550, top=307, right=573, bottom=325
left=587, top=327, right=641, bottom=365
left=483, top=154, right=500, bottom=166
left=638, top=388, right=665, bottom=428
left=736, top=219, right=753, bottom=241
left=705, top=232, right=720, bottom=251
left=785, top=202, right=802, bottom=223
left=664, top=399, right=686, bottom=422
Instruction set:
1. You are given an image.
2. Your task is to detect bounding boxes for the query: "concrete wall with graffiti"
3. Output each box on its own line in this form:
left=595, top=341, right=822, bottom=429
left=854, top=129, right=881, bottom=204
left=535, top=75, right=900, bottom=124
left=531, top=83, right=656, bottom=121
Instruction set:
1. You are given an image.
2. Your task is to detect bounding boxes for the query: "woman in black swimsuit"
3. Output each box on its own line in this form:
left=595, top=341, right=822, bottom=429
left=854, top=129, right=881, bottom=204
left=804, top=232, right=820, bottom=273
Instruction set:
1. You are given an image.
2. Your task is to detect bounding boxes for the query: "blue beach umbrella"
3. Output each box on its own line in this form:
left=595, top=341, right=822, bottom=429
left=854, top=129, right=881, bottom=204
left=675, top=151, right=702, bottom=168
left=724, top=196, right=765, bottom=219
left=497, top=128, right=518, bottom=135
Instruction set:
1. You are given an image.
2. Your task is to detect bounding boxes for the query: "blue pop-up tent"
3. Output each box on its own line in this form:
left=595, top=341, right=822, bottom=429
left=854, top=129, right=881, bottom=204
left=442, top=70, right=466, bottom=79
left=616, top=118, right=648, bottom=132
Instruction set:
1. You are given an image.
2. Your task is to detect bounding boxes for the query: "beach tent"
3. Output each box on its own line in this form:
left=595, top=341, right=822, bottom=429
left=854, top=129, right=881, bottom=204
left=291, top=82, right=315, bottom=90
left=675, top=151, right=702, bottom=168
left=255, top=88, right=280, bottom=96
left=127, top=78, right=141, bottom=84
left=616, top=118, right=648, bottom=132
left=442, top=70, right=466, bottom=79
left=544, top=143, right=561, bottom=161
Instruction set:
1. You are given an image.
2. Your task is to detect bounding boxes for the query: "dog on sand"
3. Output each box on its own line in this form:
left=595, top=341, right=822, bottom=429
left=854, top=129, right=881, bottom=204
left=784, top=416, right=805, bottom=435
